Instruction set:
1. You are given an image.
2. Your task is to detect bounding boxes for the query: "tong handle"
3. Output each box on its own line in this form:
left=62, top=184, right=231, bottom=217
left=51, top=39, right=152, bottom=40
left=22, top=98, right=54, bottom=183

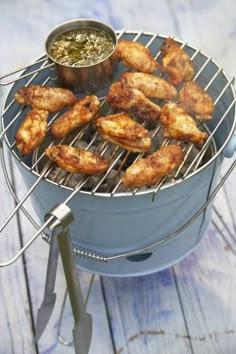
left=57, top=227, right=87, bottom=322
left=43, top=224, right=60, bottom=296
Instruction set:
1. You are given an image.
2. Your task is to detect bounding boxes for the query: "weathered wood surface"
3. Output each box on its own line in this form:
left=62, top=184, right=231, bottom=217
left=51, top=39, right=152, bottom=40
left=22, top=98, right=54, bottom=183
left=0, top=0, right=235, bottom=353
left=0, top=155, right=36, bottom=354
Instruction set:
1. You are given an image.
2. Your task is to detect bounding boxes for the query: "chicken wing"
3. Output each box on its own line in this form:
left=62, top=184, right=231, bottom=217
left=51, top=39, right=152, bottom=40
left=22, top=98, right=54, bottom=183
left=120, top=72, right=177, bottom=100
left=96, top=113, right=151, bottom=152
left=16, top=109, right=48, bottom=155
left=116, top=40, right=158, bottom=73
left=123, top=145, right=183, bottom=188
left=160, top=38, right=194, bottom=86
left=160, top=102, right=208, bottom=147
left=51, top=95, right=100, bottom=138
left=179, top=81, right=215, bottom=120
left=106, top=82, right=161, bottom=121
left=45, top=145, right=109, bottom=174
left=14, top=85, right=76, bottom=113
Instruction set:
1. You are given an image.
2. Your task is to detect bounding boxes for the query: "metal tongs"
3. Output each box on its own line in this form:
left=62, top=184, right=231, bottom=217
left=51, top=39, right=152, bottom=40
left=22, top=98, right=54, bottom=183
left=35, top=218, right=60, bottom=341
left=35, top=204, right=92, bottom=354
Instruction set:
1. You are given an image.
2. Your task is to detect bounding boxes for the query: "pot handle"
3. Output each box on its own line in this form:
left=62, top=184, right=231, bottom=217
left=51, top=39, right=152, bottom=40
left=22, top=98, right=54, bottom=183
left=223, top=133, right=236, bottom=158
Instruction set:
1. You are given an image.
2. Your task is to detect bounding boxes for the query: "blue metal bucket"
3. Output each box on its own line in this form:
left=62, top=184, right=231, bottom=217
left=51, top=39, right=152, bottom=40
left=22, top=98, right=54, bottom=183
left=2, top=33, right=236, bottom=276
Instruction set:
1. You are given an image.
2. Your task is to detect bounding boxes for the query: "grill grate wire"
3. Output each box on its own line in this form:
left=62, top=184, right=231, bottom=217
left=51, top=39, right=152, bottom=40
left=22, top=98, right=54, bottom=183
left=0, top=30, right=235, bottom=264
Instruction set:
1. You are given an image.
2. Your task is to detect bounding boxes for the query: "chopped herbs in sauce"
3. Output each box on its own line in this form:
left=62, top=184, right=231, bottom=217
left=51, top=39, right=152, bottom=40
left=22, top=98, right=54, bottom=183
left=50, top=29, right=115, bottom=66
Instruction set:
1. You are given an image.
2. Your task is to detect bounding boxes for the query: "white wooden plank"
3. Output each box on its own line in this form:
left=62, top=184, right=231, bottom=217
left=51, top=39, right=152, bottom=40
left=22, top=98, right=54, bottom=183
left=102, top=270, right=192, bottom=354
left=173, top=217, right=236, bottom=353
left=0, top=154, right=36, bottom=354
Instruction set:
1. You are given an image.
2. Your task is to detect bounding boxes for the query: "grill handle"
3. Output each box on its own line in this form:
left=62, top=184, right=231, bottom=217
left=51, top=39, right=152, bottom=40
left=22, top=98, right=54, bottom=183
left=0, top=58, right=54, bottom=86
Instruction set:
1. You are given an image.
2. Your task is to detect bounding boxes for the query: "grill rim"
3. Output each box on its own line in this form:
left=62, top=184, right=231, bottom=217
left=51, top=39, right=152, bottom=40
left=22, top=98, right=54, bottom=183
left=1, top=32, right=236, bottom=198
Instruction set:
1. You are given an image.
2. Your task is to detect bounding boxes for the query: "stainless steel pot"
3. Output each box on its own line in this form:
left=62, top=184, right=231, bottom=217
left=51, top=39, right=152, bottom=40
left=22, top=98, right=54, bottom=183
left=45, top=19, right=118, bottom=93
left=1, top=31, right=236, bottom=277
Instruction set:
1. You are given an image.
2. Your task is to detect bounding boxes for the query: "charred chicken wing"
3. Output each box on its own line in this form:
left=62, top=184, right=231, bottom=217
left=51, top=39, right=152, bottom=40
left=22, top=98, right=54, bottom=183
left=14, top=85, right=76, bottom=113
left=160, top=102, right=208, bottom=147
left=45, top=145, right=109, bottom=174
left=96, top=113, right=151, bottom=152
left=16, top=109, right=48, bottom=155
left=120, top=72, right=177, bottom=100
left=116, top=40, right=158, bottom=73
left=106, top=82, right=161, bottom=121
left=179, top=81, right=215, bottom=121
left=51, top=95, right=100, bottom=138
left=123, top=145, right=184, bottom=188
left=160, top=38, right=194, bottom=86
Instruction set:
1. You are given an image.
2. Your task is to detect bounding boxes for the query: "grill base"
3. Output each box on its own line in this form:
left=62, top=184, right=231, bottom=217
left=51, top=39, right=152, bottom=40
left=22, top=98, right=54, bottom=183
left=10, top=145, right=222, bottom=276
left=73, top=217, right=211, bottom=277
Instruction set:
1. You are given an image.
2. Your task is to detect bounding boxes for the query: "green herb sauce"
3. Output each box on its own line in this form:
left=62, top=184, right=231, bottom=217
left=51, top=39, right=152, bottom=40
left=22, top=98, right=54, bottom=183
left=50, top=28, right=115, bottom=66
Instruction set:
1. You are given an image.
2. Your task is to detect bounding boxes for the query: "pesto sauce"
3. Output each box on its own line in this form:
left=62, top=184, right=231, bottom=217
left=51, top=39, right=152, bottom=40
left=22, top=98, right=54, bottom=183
left=50, top=29, right=114, bottom=66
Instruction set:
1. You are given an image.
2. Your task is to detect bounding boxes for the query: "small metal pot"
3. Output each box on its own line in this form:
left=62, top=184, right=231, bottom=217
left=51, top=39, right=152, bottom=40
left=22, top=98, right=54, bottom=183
left=45, top=19, right=118, bottom=93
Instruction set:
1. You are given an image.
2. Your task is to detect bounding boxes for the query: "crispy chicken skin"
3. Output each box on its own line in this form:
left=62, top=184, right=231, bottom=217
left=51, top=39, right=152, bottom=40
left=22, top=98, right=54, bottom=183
left=160, top=102, right=208, bottom=147
left=116, top=40, right=158, bottom=73
left=179, top=81, right=215, bottom=120
left=96, top=113, right=151, bottom=152
left=51, top=95, right=100, bottom=138
left=106, top=82, right=161, bottom=121
left=45, top=145, right=109, bottom=174
left=16, top=109, right=48, bottom=155
left=14, top=85, right=76, bottom=113
left=123, top=145, right=183, bottom=188
left=120, top=72, right=177, bottom=100
left=160, top=38, right=194, bottom=86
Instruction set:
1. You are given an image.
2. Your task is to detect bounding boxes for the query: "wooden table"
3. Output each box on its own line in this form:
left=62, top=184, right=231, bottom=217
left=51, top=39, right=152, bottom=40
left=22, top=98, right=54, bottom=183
left=0, top=1, right=235, bottom=353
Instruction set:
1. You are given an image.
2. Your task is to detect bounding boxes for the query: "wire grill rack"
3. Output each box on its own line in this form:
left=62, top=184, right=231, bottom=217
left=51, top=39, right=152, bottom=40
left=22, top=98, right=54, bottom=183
left=0, top=30, right=235, bottom=265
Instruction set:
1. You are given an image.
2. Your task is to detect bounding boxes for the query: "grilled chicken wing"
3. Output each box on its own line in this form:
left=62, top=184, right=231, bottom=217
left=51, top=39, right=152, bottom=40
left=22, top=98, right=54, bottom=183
left=45, top=145, right=109, bottom=174
left=120, top=72, right=177, bottom=100
left=160, top=102, right=208, bottom=147
left=116, top=40, right=158, bottom=73
left=160, top=38, right=194, bottom=86
left=123, top=145, right=183, bottom=188
left=179, top=81, right=215, bottom=121
left=16, top=109, right=48, bottom=155
left=14, top=85, right=76, bottom=113
left=51, top=95, right=100, bottom=138
left=96, top=113, right=151, bottom=152
left=107, top=82, right=161, bottom=121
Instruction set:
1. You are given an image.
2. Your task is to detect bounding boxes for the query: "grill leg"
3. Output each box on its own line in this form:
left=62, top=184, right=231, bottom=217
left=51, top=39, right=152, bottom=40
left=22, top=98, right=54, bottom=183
left=57, top=273, right=95, bottom=347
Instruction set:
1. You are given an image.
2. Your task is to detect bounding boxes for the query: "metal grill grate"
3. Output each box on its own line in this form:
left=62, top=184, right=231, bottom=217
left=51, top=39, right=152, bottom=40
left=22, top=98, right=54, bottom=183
left=0, top=30, right=235, bottom=264
left=2, top=31, right=232, bottom=195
